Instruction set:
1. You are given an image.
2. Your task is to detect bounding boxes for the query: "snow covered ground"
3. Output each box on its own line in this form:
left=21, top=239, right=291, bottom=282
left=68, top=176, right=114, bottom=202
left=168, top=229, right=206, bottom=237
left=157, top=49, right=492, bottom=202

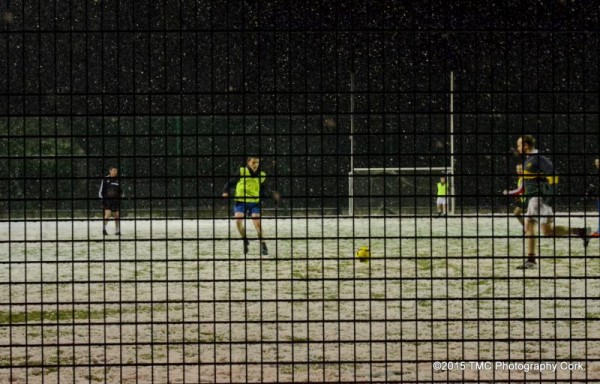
left=1, top=215, right=599, bottom=383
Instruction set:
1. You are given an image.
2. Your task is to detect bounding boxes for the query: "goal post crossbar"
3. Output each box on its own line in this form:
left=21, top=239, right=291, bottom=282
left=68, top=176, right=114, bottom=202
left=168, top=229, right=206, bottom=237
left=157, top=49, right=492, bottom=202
left=350, top=167, right=450, bottom=175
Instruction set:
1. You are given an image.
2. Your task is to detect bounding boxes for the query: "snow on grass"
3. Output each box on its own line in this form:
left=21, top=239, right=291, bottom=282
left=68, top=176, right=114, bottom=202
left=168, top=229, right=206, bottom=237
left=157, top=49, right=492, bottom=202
left=1, top=216, right=599, bottom=382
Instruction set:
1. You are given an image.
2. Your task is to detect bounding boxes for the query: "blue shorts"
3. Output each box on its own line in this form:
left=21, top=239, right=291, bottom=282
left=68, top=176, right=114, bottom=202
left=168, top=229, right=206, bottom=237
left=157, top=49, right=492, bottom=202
left=234, top=202, right=261, bottom=216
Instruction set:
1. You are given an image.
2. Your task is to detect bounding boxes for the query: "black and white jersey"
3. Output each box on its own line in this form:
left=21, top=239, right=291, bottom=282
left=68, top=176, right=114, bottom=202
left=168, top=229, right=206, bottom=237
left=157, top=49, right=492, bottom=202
left=99, top=176, right=124, bottom=200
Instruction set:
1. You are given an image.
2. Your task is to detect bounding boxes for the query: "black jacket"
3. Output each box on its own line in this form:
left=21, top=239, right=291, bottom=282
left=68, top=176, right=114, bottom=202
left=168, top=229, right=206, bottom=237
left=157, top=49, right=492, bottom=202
left=99, top=176, right=124, bottom=200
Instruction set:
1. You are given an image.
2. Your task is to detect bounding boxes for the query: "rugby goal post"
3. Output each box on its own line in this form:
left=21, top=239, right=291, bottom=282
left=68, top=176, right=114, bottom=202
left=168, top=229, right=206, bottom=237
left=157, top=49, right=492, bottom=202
left=348, top=71, right=456, bottom=216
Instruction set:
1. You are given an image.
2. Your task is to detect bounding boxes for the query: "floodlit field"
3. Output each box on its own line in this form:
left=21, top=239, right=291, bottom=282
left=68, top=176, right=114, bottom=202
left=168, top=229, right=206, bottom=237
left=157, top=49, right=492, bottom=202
left=1, top=216, right=599, bottom=383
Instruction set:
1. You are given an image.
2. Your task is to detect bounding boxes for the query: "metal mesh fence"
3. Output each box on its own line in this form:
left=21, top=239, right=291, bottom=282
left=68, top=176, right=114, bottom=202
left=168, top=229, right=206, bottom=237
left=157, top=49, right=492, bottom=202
left=1, top=1, right=600, bottom=383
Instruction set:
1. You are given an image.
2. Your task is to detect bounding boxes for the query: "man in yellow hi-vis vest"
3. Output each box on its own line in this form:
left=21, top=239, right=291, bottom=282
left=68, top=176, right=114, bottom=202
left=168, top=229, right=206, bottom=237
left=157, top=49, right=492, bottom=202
left=435, top=176, right=448, bottom=216
left=222, top=157, right=280, bottom=255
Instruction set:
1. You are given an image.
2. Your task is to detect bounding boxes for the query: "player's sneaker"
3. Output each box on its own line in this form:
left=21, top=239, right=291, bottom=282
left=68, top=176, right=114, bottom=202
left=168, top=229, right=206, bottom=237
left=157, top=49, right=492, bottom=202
left=577, top=227, right=591, bottom=248
left=261, top=242, right=269, bottom=256
left=103, top=229, right=108, bottom=236
left=516, top=261, right=536, bottom=270
left=243, top=238, right=250, bottom=254
left=591, top=232, right=600, bottom=237
left=115, top=232, right=120, bottom=236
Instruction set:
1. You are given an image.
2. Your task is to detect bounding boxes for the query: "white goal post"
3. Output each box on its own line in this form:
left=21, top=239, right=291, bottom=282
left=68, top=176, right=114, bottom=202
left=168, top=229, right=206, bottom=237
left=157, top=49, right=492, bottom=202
left=348, top=71, right=456, bottom=216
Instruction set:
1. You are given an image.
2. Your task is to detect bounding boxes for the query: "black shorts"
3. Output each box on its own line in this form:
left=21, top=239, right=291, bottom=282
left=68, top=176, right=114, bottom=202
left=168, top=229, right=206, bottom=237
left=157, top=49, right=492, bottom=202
left=102, top=199, right=120, bottom=212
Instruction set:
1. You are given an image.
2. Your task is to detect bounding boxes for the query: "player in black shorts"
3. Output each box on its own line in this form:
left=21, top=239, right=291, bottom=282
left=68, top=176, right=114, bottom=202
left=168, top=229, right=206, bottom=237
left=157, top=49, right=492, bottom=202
left=515, top=135, right=589, bottom=269
left=99, top=166, right=124, bottom=235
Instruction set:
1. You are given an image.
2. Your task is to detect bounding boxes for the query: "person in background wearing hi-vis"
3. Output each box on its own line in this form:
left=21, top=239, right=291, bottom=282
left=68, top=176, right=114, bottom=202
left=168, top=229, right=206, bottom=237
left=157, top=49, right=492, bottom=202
left=222, top=156, right=280, bottom=255
left=503, top=163, right=525, bottom=227
left=436, top=175, right=448, bottom=216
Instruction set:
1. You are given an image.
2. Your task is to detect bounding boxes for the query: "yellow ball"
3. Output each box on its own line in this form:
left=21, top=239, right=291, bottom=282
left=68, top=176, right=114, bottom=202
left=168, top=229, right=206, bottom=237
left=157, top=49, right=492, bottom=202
left=356, top=246, right=371, bottom=263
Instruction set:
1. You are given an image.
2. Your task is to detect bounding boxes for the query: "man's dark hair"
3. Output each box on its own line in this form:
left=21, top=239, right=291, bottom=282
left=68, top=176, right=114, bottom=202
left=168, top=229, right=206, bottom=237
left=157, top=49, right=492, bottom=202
left=109, top=166, right=117, bottom=171
left=519, top=135, right=536, bottom=149
left=246, top=156, right=260, bottom=163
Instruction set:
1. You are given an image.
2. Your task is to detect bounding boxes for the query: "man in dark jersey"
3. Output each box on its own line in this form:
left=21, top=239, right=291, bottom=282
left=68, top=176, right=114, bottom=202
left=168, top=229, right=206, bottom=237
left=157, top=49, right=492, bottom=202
left=516, top=135, right=589, bottom=269
left=222, top=157, right=280, bottom=255
left=587, top=158, right=600, bottom=237
left=99, top=166, right=124, bottom=236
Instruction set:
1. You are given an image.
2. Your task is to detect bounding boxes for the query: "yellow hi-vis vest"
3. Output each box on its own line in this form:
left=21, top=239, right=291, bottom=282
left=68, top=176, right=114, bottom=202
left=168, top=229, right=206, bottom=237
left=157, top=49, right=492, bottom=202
left=234, top=167, right=266, bottom=203
left=437, top=182, right=447, bottom=197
